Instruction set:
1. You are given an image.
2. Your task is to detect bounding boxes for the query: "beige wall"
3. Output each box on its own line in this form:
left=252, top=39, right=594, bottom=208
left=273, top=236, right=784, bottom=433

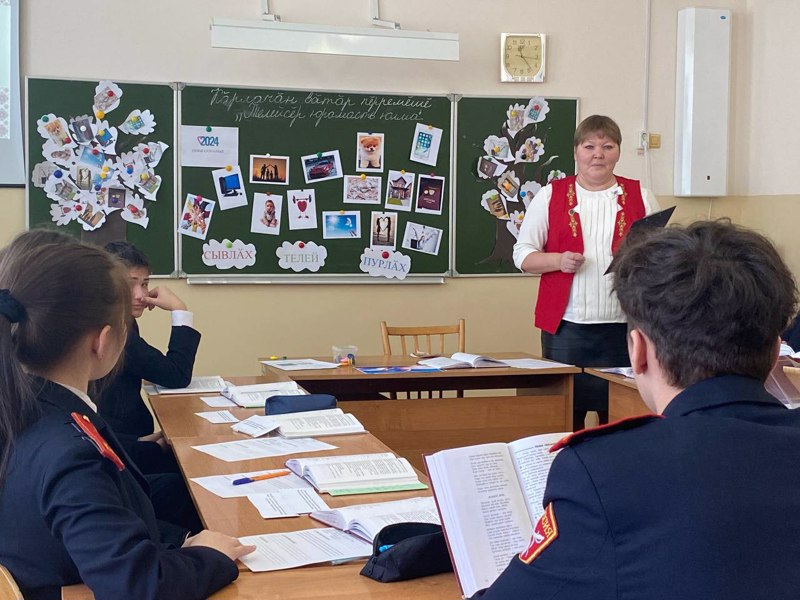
left=4, top=0, right=797, bottom=376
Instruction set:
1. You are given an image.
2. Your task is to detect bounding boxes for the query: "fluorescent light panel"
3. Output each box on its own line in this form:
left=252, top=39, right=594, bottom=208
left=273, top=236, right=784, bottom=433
left=211, top=18, right=459, bottom=61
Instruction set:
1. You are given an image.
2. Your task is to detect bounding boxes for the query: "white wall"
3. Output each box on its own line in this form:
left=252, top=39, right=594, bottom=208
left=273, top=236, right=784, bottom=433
left=7, top=0, right=796, bottom=376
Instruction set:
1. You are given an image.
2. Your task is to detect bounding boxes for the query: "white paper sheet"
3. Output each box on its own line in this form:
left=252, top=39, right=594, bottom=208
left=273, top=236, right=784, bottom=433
left=191, top=437, right=336, bottom=462
left=200, top=395, right=237, bottom=407
left=231, top=415, right=281, bottom=437
left=247, top=488, right=330, bottom=518
left=195, top=410, right=240, bottom=424
left=238, top=528, right=372, bottom=572
left=180, top=125, right=239, bottom=168
left=260, top=359, right=340, bottom=371
left=190, top=469, right=312, bottom=499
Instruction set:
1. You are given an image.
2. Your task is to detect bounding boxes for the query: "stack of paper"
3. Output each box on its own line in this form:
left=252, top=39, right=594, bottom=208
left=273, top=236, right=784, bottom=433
left=150, top=375, right=226, bottom=395
left=221, top=381, right=305, bottom=408
left=238, top=528, right=372, bottom=572
left=233, top=409, right=366, bottom=438
left=261, top=359, right=340, bottom=371
left=192, top=437, right=336, bottom=462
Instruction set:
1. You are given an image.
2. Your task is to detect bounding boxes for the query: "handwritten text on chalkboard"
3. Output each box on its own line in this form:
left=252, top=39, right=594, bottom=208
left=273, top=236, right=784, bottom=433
left=209, top=89, right=435, bottom=127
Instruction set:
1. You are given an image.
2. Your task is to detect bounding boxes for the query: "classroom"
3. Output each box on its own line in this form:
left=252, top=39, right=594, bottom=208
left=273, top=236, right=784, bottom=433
left=1, top=0, right=799, bottom=598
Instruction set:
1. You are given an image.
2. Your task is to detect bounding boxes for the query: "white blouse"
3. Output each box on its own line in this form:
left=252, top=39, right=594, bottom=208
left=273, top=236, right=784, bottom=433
left=513, top=181, right=660, bottom=324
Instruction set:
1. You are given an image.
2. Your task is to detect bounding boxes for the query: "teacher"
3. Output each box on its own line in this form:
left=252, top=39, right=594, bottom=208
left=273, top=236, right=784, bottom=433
left=513, top=115, right=660, bottom=430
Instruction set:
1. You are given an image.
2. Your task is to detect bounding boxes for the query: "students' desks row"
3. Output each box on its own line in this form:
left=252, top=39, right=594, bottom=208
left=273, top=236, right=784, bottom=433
left=260, top=353, right=579, bottom=467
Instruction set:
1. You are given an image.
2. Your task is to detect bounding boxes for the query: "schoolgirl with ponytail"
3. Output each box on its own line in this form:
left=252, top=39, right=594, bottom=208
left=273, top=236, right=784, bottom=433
left=0, top=230, right=252, bottom=600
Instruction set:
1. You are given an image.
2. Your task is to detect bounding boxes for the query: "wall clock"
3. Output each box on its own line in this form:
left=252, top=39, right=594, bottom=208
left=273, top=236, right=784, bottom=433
left=501, top=33, right=546, bottom=82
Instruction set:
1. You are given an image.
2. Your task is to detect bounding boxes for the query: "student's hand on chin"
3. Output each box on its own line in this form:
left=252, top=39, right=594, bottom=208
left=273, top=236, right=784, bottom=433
left=147, top=286, right=187, bottom=312
left=183, top=530, right=257, bottom=561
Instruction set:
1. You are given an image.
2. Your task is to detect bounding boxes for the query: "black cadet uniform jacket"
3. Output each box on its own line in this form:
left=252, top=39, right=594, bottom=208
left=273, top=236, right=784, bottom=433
left=0, top=379, right=237, bottom=600
left=472, top=375, right=800, bottom=600
left=98, top=320, right=200, bottom=437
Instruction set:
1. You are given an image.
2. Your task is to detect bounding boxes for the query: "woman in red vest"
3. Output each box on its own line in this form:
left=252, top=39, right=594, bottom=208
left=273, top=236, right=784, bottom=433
left=513, top=115, right=660, bottom=430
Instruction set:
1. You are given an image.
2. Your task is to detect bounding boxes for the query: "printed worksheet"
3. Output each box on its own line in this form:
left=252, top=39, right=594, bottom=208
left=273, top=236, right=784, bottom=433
left=192, top=437, right=336, bottom=462
left=238, top=528, right=372, bottom=572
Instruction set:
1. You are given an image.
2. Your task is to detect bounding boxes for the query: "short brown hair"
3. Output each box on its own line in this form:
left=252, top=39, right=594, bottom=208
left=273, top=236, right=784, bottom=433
left=613, top=220, right=798, bottom=387
left=574, top=115, right=622, bottom=147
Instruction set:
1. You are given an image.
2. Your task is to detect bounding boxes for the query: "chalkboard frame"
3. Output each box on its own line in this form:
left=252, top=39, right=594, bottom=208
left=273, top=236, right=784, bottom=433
left=25, top=76, right=179, bottom=276
left=178, top=82, right=454, bottom=282
left=452, top=94, right=579, bottom=277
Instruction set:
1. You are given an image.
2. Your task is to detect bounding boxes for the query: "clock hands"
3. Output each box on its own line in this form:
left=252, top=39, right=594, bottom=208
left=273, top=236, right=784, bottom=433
left=518, top=45, right=533, bottom=70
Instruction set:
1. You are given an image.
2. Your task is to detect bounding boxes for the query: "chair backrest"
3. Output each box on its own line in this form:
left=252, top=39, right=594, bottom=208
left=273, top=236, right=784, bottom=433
left=380, top=319, right=465, bottom=357
left=0, top=565, right=23, bottom=600
left=264, top=393, right=337, bottom=415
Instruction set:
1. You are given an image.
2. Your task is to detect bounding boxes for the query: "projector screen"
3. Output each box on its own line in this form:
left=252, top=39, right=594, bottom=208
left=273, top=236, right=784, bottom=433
left=0, top=0, right=24, bottom=186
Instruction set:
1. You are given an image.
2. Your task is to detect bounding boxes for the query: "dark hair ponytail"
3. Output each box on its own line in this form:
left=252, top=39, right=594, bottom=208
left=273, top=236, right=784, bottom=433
left=0, top=230, right=131, bottom=483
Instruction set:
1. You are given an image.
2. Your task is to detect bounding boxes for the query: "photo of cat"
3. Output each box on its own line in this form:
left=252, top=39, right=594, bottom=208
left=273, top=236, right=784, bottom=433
left=356, top=132, right=384, bottom=172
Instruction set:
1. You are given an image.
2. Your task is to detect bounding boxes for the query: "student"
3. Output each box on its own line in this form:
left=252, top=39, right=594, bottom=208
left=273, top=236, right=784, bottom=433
left=472, top=220, right=800, bottom=599
left=783, top=314, right=800, bottom=350
left=0, top=230, right=253, bottom=600
left=98, top=241, right=200, bottom=474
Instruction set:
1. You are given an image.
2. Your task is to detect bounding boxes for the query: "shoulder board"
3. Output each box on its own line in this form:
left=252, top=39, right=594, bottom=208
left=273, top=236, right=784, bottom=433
left=70, top=412, right=125, bottom=471
left=550, top=414, right=663, bottom=452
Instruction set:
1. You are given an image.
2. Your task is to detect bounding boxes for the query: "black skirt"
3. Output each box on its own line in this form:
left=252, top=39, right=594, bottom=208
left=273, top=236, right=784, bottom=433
left=541, top=320, right=630, bottom=413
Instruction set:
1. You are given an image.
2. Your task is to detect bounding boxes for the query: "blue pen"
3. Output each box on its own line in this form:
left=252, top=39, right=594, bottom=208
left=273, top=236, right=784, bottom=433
left=378, top=544, right=394, bottom=553
left=232, top=469, right=291, bottom=486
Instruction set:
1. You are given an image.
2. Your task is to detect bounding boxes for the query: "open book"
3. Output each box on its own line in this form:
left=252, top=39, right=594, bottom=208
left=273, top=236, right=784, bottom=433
left=310, top=496, right=440, bottom=542
left=424, top=432, right=567, bottom=598
left=221, top=381, right=305, bottom=408
left=286, top=452, right=425, bottom=495
left=233, top=409, right=366, bottom=438
left=418, top=352, right=506, bottom=370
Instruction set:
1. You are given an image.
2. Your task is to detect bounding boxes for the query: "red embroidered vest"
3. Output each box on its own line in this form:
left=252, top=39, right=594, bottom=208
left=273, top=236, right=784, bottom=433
left=534, top=175, right=646, bottom=334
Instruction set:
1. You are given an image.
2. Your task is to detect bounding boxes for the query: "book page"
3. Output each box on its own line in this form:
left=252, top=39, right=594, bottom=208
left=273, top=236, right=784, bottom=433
left=310, top=496, right=439, bottom=541
left=309, top=456, right=418, bottom=490
left=246, top=488, right=330, bottom=519
left=190, top=469, right=312, bottom=498
left=154, top=375, right=226, bottom=394
left=277, top=412, right=365, bottom=438
left=426, top=444, right=532, bottom=598
left=417, top=356, right=468, bottom=369
left=451, top=352, right=505, bottom=368
left=508, top=432, right=567, bottom=522
left=286, top=452, right=395, bottom=476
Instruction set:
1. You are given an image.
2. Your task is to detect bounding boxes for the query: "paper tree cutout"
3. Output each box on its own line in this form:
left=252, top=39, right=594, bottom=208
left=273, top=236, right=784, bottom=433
left=35, top=80, right=168, bottom=231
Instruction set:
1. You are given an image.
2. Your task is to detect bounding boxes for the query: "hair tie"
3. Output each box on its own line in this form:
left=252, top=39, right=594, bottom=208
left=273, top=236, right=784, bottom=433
left=0, top=289, right=27, bottom=324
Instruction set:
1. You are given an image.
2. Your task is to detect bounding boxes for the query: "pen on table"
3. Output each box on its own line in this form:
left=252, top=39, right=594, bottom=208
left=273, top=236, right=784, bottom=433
left=232, top=469, right=291, bottom=485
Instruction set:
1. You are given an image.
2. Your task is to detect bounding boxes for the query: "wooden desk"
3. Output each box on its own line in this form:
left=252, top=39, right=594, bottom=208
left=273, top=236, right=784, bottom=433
left=63, top=567, right=459, bottom=600
left=584, top=369, right=650, bottom=421
left=261, top=354, right=579, bottom=468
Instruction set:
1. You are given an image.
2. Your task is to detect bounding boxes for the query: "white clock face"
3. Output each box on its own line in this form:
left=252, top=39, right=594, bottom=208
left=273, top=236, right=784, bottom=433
left=501, top=34, right=545, bottom=82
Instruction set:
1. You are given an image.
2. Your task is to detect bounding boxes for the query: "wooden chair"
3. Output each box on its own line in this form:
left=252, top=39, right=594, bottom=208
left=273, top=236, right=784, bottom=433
left=0, top=565, right=22, bottom=600
left=380, top=319, right=465, bottom=357
left=380, top=319, right=466, bottom=399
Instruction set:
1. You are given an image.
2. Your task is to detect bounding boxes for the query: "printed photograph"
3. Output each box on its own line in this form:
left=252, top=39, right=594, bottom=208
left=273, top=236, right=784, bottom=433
left=497, top=171, right=521, bottom=199
left=343, top=175, right=382, bottom=204
left=70, top=116, right=94, bottom=144
left=287, top=189, right=318, bottom=231
left=409, top=123, right=443, bottom=167
left=77, top=204, right=105, bottom=229
left=212, top=166, right=247, bottom=210
left=385, top=170, right=415, bottom=212
left=482, top=190, right=509, bottom=219
left=251, top=192, right=282, bottom=235
left=44, top=119, right=71, bottom=146
left=250, top=154, right=289, bottom=185
left=356, top=132, right=385, bottom=172
left=477, top=156, right=507, bottom=179
left=322, top=210, right=361, bottom=239
left=75, top=166, right=92, bottom=190
left=178, top=195, right=215, bottom=240
left=402, top=222, right=443, bottom=256
left=370, top=211, right=398, bottom=249
left=415, top=174, right=445, bottom=215
left=301, top=150, right=343, bottom=184
left=108, top=187, right=127, bottom=209
left=78, top=146, right=106, bottom=170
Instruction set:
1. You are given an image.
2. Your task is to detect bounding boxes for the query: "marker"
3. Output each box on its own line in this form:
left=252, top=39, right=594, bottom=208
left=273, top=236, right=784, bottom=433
left=232, top=469, right=291, bottom=486
left=378, top=544, right=394, bottom=553
left=269, top=355, right=278, bottom=359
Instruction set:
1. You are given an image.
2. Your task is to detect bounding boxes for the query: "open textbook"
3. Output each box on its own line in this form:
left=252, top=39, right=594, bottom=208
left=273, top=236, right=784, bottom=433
left=286, top=452, right=425, bottom=495
left=310, top=496, right=440, bottom=542
left=221, top=381, right=305, bottom=408
left=233, top=409, right=366, bottom=438
left=424, top=431, right=568, bottom=598
left=418, top=352, right=506, bottom=369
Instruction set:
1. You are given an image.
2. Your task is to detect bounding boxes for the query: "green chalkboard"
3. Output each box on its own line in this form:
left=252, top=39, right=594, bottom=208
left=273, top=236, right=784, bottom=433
left=454, top=96, right=578, bottom=275
left=26, top=78, right=176, bottom=275
left=179, top=85, right=452, bottom=277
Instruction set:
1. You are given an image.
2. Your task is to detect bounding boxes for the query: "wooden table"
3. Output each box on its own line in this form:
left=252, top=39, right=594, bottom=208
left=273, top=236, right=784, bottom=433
left=260, top=354, right=579, bottom=469
left=584, top=369, right=650, bottom=421
left=63, top=422, right=461, bottom=600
